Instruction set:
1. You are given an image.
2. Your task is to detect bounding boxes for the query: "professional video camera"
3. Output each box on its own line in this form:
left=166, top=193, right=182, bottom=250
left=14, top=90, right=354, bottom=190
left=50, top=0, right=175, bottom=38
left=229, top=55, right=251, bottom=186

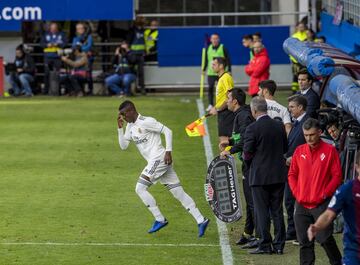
left=318, top=108, right=360, bottom=180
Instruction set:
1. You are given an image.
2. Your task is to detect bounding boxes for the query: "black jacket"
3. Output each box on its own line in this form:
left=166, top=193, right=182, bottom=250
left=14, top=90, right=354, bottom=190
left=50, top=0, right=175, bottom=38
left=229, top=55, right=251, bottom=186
left=286, top=114, right=309, bottom=158
left=14, top=54, right=36, bottom=75
left=243, top=115, right=288, bottom=186
left=229, top=105, right=255, bottom=156
left=297, top=88, right=320, bottom=119
left=112, top=51, right=137, bottom=74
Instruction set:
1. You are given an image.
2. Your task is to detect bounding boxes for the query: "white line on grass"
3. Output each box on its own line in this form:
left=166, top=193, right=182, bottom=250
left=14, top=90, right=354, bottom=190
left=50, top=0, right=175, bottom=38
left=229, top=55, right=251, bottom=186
left=196, top=99, right=234, bottom=265
left=0, top=242, right=219, bottom=247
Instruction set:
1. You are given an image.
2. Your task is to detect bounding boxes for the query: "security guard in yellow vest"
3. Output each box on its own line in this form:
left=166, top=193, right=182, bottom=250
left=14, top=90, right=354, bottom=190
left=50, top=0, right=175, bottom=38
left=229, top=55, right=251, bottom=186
left=144, top=20, right=159, bottom=62
left=290, top=22, right=307, bottom=93
left=202, top=34, right=231, bottom=111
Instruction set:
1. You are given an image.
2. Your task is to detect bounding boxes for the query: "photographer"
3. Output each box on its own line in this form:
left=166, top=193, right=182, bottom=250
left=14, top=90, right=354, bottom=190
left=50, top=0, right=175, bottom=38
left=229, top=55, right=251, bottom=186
left=105, top=42, right=137, bottom=97
left=6, top=45, right=36, bottom=97
left=72, top=22, right=93, bottom=53
left=59, top=45, right=88, bottom=96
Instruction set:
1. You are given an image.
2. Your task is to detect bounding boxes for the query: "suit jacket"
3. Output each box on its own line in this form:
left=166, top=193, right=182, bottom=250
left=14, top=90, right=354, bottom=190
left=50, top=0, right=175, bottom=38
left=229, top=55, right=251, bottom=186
left=297, top=88, right=320, bottom=119
left=243, top=115, right=288, bottom=186
left=286, top=114, right=309, bottom=158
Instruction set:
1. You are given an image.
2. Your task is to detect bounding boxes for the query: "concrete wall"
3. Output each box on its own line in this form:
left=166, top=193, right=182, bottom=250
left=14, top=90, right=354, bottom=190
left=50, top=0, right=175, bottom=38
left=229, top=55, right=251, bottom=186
left=144, top=64, right=292, bottom=88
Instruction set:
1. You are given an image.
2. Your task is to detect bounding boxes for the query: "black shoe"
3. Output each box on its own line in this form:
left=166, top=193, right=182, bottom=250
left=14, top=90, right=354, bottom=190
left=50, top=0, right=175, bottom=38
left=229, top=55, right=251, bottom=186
left=241, top=239, right=259, bottom=249
left=273, top=249, right=283, bottom=255
left=236, top=234, right=255, bottom=245
left=249, top=247, right=273, bottom=255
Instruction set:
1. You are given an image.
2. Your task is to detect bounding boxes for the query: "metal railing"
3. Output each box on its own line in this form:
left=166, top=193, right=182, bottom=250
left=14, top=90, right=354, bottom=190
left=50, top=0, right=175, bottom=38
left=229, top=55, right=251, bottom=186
left=323, top=0, right=360, bottom=26
left=138, top=11, right=309, bottom=26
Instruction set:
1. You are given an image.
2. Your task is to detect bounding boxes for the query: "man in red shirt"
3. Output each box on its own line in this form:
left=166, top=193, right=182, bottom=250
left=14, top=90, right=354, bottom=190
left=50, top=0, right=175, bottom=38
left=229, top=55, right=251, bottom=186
left=244, top=41, right=270, bottom=97
left=288, top=118, right=342, bottom=265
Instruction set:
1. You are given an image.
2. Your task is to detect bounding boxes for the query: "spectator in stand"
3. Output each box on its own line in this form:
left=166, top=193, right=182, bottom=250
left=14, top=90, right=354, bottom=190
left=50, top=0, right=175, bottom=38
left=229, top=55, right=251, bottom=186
left=290, top=22, right=307, bottom=93
left=252, top=32, right=262, bottom=43
left=40, top=22, right=67, bottom=94
left=127, top=16, right=146, bottom=95
left=288, top=118, right=342, bottom=265
left=59, top=45, right=88, bottom=97
left=307, top=151, right=360, bottom=265
left=72, top=22, right=93, bottom=53
left=144, top=20, right=159, bottom=62
left=244, top=41, right=270, bottom=97
left=6, top=45, right=36, bottom=97
left=306, top=29, right=316, bottom=42
left=202, top=33, right=232, bottom=111
left=296, top=69, right=320, bottom=119
left=257, top=80, right=292, bottom=135
left=105, top=41, right=137, bottom=97
left=242, top=34, right=254, bottom=60
left=284, top=95, right=309, bottom=242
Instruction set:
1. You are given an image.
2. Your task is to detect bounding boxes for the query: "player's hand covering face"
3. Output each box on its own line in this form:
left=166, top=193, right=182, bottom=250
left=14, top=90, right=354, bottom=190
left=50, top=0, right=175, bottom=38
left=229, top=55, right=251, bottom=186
left=117, top=113, right=124, bottom=128
left=164, top=151, right=172, bottom=165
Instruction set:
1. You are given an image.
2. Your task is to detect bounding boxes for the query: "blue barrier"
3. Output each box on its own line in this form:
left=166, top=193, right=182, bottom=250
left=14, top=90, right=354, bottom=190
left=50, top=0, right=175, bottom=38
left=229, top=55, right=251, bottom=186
left=158, top=26, right=290, bottom=67
left=329, top=74, right=360, bottom=124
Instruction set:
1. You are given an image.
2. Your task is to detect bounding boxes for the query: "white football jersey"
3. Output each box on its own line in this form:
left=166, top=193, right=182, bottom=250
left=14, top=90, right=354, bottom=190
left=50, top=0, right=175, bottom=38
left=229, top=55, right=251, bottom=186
left=122, top=114, right=168, bottom=162
left=266, top=99, right=291, bottom=124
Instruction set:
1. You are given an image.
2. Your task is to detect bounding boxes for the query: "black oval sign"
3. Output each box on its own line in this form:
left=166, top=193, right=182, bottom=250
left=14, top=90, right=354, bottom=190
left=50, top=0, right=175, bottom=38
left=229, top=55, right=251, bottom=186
left=204, top=155, right=242, bottom=223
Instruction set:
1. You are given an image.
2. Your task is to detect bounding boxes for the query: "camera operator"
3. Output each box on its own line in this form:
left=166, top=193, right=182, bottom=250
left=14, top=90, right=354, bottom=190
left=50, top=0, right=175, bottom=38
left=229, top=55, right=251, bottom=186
left=59, top=45, right=88, bottom=97
left=6, top=45, right=36, bottom=97
left=105, top=41, right=137, bottom=97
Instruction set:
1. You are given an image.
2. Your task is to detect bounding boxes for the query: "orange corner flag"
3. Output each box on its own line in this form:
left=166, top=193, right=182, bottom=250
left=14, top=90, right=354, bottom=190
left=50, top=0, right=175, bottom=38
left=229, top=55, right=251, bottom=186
left=185, top=115, right=208, bottom=137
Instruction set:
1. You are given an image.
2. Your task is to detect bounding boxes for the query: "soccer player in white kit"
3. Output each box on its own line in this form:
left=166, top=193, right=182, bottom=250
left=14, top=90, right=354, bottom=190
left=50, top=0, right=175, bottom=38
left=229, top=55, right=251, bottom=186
left=117, top=100, right=210, bottom=236
left=258, top=80, right=292, bottom=135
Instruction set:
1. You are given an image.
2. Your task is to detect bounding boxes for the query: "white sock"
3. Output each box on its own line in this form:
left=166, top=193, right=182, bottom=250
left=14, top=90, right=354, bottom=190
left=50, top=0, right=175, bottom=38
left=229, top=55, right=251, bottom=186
left=136, top=182, right=165, bottom=222
left=169, top=185, right=205, bottom=224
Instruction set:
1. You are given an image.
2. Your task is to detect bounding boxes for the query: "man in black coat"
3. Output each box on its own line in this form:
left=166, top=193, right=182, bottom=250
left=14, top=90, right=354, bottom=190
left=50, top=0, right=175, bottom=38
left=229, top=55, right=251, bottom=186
left=219, top=88, right=255, bottom=245
left=284, top=95, right=309, bottom=241
left=243, top=96, right=288, bottom=254
left=296, top=69, right=320, bottom=119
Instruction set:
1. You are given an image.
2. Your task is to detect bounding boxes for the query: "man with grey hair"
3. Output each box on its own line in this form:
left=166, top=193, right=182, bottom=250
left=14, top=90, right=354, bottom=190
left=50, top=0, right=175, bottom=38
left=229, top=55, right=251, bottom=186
left=243, top=96, right=288, bottom=254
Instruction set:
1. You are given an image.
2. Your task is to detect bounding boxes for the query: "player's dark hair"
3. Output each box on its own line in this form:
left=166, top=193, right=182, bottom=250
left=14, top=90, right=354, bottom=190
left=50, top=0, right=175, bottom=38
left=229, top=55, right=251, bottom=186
left=298, top=68, right=313, bottom=82
left=213, top=57, right=227, bottom=69
left=229, top=88, right=246, bottom=106
left=119, top=100, right=136, bottom=111
left=302, top=118, right=320, bottom=130
left=242, top=34, right=253, bottom=41
left=259, top=80, right=277, bottom=96
left=288, top=95, right=307, bottom=111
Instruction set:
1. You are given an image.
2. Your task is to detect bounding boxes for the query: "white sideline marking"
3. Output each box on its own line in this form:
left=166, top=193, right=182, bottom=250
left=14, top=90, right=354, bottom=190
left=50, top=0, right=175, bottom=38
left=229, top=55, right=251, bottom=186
left=0, top=242, right=219, bottom=247
left=196, top=99, right=234, bottom=265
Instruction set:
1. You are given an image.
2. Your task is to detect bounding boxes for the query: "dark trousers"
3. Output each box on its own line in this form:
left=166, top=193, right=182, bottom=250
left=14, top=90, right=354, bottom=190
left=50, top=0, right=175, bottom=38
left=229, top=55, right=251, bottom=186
left=252, top=183, right=286, bottom=251
left=284, top=179, right=296, bottom=237
left=242, top=164, right=255, bottom=235
left=44, top=57, right=62, bottom=94
left=60, top=74, right=86, bottom=94
left=294, top=200, right=342, bottom=265
left=207, top=75, right=218, bottom=106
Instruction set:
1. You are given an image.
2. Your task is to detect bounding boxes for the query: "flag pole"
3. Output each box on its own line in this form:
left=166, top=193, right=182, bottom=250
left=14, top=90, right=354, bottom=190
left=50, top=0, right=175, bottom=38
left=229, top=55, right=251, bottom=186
left=200, top=47, right=206, bottom=99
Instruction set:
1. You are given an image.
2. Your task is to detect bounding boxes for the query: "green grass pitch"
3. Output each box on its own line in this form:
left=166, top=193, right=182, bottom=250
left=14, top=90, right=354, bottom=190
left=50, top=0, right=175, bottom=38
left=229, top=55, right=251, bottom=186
left=0, top=93, right=342, bottom=264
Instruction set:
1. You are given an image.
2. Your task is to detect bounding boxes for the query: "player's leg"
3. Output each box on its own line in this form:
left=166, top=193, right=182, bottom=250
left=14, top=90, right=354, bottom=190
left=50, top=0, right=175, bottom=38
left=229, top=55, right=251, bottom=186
left=161, top=166, right=210, bottom=237
left=135, top=175, right=166, bottom=223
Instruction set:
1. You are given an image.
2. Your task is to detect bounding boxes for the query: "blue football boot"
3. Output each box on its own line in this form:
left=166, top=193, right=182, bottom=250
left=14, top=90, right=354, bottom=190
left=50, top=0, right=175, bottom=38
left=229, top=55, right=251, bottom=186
left=198, top=218, right=210, bottom=237
left=148, top=219, right=168, bottom=233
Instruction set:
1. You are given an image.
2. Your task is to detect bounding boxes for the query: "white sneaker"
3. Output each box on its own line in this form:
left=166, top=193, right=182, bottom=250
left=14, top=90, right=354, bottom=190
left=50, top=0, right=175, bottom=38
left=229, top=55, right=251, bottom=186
left=206, top=104, right=213, bottom=112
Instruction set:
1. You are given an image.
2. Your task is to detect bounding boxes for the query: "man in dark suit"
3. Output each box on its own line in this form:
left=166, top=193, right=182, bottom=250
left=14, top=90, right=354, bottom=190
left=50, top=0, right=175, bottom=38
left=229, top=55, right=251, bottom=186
left=284, top=95, right=309, bottom=241
left=296, top=69, right=320, bottom=119
left=243, top=97, right=288, bottom=254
